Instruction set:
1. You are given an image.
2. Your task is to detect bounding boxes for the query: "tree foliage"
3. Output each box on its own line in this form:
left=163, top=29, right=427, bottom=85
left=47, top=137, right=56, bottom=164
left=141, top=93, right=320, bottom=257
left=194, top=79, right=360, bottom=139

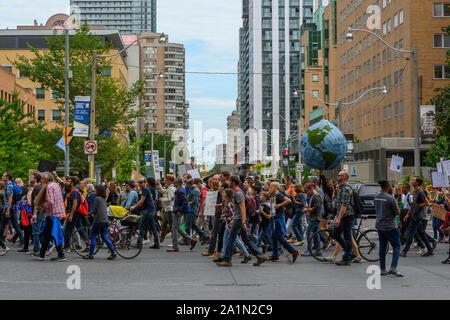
left=0, top=92, right=51, bottom=178
left=11, top=23, right=144, bottom=177
left=424, top=136, right=450, bottom=167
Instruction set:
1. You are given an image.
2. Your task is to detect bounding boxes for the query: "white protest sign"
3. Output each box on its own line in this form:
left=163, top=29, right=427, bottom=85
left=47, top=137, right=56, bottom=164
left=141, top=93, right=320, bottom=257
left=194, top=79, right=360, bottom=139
left=203, top=191, right=218, bottom=216
left=432, top=171, right=445, bottom=188
left=390, top=155, right=404, bottom=173
left=187, top=169, right=201, bottom=179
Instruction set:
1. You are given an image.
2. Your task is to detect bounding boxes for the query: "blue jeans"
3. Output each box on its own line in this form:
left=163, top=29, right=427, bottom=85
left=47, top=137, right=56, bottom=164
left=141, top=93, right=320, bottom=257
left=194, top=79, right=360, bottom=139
left=403, top=218, right=433, bottom=253
left=221, top=225, right=249, bottom=257
left=378, top=228, right=401, bottom=271
left=333, top=215, right=354, bottom=261
left=256, top=224, right=273, bottom=248
left=223, top=219, right=243, bottom=262
left=90, top=222, right=115, bottom=255
left=432, top=216, right=444, bottom=240
left=272, top=219, right=295, bottom=257
left=1, top=206, right=24, bottom=242
left=139, top=208, right=159, bottom=246
left=291, top=213, right=304, bottom=242
left=306, top=220, right=321, bottom=253
left=32, top=211, right=44, bottom=253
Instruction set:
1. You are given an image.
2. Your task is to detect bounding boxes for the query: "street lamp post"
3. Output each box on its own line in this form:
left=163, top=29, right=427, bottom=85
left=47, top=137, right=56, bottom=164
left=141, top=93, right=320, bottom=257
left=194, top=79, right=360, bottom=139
left=346, top=27, right=420, bottom=176
left=88, top=34, right=167, bottom=180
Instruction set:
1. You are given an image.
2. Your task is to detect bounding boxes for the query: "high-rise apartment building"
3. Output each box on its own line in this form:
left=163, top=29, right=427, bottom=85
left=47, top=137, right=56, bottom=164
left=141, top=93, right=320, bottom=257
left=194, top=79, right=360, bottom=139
left=239, top=0, right=315, bottom=163
left=70, top=0, right=157, bottom=34
left=138, top=32, right=189, bottom=135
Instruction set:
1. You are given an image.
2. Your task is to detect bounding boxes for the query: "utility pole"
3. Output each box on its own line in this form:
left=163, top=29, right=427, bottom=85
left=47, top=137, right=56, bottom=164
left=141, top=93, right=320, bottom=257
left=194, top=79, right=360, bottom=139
left=413, top=46, right=420, bottom=176
left=136, top=117, right=140, bottom=173
left=89, top=51, right=97, bottom=180
left=164, top=138, right=167, bottom=176
left=64, top=29, right=70, bottom=176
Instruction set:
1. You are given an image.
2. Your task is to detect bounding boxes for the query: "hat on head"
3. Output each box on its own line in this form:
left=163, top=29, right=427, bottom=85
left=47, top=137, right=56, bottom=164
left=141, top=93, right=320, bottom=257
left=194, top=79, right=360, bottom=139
left=165, top=175, right=175, bottom=181
left=138, top=178, right=146, bottom=183
left=127, top=180, right=135, bottom=186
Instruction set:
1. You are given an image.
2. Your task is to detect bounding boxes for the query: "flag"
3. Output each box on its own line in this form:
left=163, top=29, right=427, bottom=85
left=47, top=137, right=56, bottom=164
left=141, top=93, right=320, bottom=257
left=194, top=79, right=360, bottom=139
left=56, top=136, right=66, bottom=153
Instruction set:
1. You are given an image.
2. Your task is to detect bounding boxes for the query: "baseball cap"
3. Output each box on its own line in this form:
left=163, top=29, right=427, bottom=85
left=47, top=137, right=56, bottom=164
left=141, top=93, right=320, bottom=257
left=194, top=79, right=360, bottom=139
left=127, top=180, right=135, bottom=186
left=138, top=178, right=146, bottom=183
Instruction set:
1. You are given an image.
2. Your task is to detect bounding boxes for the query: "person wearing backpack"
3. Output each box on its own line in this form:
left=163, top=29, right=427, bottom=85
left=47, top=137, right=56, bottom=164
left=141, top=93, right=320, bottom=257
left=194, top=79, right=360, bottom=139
left=63, top=176, right=89, bottom=252
left=333, top=171, right=358, bottom=266
left=1, top=172, right=24, bottom=247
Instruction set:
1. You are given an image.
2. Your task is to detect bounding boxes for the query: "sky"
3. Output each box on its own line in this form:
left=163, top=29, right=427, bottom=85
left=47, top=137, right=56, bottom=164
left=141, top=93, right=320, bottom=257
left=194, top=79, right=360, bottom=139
left=0, top=0, right=242, bottom=165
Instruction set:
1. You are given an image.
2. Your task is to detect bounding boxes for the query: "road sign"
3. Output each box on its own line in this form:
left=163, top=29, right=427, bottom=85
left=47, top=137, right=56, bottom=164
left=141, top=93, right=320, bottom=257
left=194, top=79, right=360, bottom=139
left=145, top=151, right=151, bottom=167
left=297, top=164, right=304, bottom=172
left=84, top=140, right=97, bottom=154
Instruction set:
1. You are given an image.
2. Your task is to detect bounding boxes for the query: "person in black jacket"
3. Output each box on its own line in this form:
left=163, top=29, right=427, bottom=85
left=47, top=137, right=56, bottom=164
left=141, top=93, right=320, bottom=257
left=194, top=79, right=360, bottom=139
left=167, top=178, right=196, bottom=252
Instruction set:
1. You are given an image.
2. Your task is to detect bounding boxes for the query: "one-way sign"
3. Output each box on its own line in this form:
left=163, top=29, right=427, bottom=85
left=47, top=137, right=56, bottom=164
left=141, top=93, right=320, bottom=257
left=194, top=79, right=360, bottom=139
left=84, top=140, right=98, bottom=154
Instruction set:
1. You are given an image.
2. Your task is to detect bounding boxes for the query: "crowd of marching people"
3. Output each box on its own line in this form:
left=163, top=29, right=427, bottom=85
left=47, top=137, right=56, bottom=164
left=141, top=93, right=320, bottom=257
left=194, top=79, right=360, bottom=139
left=0, top=169, right=449, bottom=272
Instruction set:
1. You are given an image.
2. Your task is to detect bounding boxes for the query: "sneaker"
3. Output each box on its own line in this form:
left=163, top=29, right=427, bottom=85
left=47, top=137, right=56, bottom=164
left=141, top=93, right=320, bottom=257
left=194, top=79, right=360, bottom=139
left=324, top=256, right=336, bottom=264
left=18, top=248, right=29, bottom=253
left=0, top=247, right=10, bottom=256
left=441, top=258, right=450, bottom=264
left=381, top=270, right=389, bottom=276
left=83, top=255, right=94, bottom=260
left=241, top=255, right=252, bottom=264
left=300, top=252, right=312, bottom=257
left=26, top=251, right=35, bottom=255
left=50, top=256, right=67, bottom=262
left=32, top=252, right=41, bottom=258
left=149, top=244, right=160, bottom=249
left=213, top=257, right=224, bottom=263
left=34, top=255, right=45, bottom=261
left=292, top=250, right=300, bottom=263
left=416, top=249, right=425, bottom=255
left=269, top=256, right=280, bottom=262
left=335, top=259, right=351, bottom=266
left=388, top=270, right=404, bottom=277
left=351, top=257, right=363, bottom=263
left=294, top=241, right=304, bottom=246
left=190, top=239, right=197, bottom=250
left=63, top=247, right=71, bottom=253
left=201, top=251, right=212, bottom=257
left=142, top=239, right=150, bottom=244
left=420, top=250, right=434, bottom=257
left=399, top=250, right=407, bottom=257
left=107, top=253, right=117, bottom=260
left=288, top=239, right=295, bottom=243
left=253, top=255, right=267, bottom=266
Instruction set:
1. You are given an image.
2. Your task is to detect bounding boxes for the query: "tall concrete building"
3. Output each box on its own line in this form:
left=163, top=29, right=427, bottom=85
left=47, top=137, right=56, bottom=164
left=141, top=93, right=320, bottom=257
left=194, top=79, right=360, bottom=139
left=238, top=0, right=314, bottom=163
left=138, top=32, right=189, bottom=135
left=70, top=0, right=157, bottom=34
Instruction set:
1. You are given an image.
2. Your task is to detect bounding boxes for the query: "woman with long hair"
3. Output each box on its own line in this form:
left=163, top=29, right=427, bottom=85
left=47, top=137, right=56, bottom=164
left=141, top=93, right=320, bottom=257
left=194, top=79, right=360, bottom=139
left=107, top=182, right=119, bottom=206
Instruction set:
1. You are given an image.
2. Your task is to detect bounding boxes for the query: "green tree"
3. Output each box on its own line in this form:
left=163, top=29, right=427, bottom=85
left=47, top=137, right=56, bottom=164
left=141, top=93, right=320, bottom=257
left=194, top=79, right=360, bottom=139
left=424, top=135, right=450, bottom=167
left=140, top=132, right=176, bottom=175
left=12, top=23, right=144, bottom=177
left=0, top=92, right=50, bottom=178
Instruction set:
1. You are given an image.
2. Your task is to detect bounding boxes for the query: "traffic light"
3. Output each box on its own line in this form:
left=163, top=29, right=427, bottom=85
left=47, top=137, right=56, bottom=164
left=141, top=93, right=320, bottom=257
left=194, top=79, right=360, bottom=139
left=63, top=127, right=74, bottom=145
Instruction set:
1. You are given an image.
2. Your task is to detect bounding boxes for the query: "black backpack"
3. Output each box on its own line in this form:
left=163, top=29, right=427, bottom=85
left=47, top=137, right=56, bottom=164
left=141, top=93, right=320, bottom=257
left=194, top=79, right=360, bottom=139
left=352, top=190, right=365, bottom=216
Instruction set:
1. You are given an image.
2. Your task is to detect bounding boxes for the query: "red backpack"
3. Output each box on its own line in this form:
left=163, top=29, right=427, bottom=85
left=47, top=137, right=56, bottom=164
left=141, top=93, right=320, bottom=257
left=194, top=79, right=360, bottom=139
left=238, top=190, right=257, bottom=216
left=70, top=189, right=89, bottom=216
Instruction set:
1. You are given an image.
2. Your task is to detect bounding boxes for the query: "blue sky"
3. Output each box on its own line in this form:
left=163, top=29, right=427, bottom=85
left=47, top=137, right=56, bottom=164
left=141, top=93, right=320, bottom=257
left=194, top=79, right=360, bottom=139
left=1, top=0, right=242, bottom=165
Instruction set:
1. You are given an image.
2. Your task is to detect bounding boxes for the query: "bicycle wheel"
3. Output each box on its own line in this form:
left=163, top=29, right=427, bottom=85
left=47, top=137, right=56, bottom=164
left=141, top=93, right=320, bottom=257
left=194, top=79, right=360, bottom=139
left=357, top=229, right=387, bottom=262
left=71, top=226, right=101, bottom=257
left=308, top=228, right=335, bottom=262
left=114, top=227, right=142, bottom=259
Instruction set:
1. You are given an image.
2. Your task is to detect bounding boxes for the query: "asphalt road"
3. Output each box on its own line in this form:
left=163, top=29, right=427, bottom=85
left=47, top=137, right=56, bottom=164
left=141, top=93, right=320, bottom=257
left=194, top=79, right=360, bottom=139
left=0, top=222, right=449, bottom=300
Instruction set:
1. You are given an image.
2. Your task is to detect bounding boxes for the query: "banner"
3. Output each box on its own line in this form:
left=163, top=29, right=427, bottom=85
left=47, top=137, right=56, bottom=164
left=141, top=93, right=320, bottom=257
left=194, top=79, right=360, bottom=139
left=56, top=136, right=66, bottom=153
left=169, top=161, right=174, bottom=173
left=144, top=151, right=151, bottom=167
left=73, top=96, right=91, bottom=137
left=420, top=105, right=436, bottom=144
left=431, top=203, right=448, bottom=221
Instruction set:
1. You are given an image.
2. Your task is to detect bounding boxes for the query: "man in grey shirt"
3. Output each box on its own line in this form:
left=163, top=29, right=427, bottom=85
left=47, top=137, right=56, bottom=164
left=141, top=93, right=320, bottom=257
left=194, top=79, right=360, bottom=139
left=375, top=180, right=402, bottom=277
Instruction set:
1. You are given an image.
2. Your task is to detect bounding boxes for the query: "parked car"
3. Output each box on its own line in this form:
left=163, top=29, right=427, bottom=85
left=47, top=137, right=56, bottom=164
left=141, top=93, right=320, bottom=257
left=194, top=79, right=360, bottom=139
left=352, top=183, right=381, bottom=217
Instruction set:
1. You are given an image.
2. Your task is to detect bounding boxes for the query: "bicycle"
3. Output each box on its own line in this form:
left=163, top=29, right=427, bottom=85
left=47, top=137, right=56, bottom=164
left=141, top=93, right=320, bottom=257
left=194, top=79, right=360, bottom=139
left=307, top=214, right=387, bottom=262
left=71, top=212, right=142, bottom=259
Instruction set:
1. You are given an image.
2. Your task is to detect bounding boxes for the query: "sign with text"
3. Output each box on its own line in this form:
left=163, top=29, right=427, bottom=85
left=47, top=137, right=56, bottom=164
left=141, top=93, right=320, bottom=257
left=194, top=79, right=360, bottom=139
left=73, top=96, right=90, bottom=137
left=420, top=105, right=436, bottom=144
left=203, top=191, right=218, bottom=216
left=390, top=155, right=404, bottom=173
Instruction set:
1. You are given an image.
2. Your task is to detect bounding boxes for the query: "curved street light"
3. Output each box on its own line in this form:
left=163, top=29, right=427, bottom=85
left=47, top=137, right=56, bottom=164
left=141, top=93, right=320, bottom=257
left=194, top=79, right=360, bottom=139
left=346, top=27, right=420, bottom=176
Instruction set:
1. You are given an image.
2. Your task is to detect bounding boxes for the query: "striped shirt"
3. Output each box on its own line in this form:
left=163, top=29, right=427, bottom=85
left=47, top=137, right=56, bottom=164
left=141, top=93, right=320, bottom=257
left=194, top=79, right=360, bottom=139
left=44, top=182, right=66, bottom=219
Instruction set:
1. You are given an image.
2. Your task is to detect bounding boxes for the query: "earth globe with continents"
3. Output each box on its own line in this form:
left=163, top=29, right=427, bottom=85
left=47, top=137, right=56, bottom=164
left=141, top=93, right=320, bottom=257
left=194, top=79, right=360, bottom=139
left=300, top=120, right=347, bottom=170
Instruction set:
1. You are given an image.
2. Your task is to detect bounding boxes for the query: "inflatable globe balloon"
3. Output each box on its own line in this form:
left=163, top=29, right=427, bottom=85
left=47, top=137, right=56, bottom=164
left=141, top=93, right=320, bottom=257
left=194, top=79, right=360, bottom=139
left=300, top=120, right=347, bottom=170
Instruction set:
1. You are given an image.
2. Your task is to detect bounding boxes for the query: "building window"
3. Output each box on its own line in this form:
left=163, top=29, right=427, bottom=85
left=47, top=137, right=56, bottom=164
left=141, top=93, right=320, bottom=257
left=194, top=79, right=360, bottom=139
left=433, top=3, right=450, bottom=17
left=399, top=9, right=404, bottom=24
left=51, top=89, right=60, bottom=100
left=312, top=90, right=319, bottom=98
left=434, top=65, right=450, bottom=79
left=51, top=109, right=61, bottom=122
left=399, top=100, right=404, bottom=115
left=35, top=88, right=45, bottom=100
left=1, top=65, right=12, bottom=73
left=38, top=109, right=45, bottom=121
left=312, top=74, right=319, bottom=82
left=18, top=70, right=27, bottom=78
left=434, top=34, right=450, bottom=48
